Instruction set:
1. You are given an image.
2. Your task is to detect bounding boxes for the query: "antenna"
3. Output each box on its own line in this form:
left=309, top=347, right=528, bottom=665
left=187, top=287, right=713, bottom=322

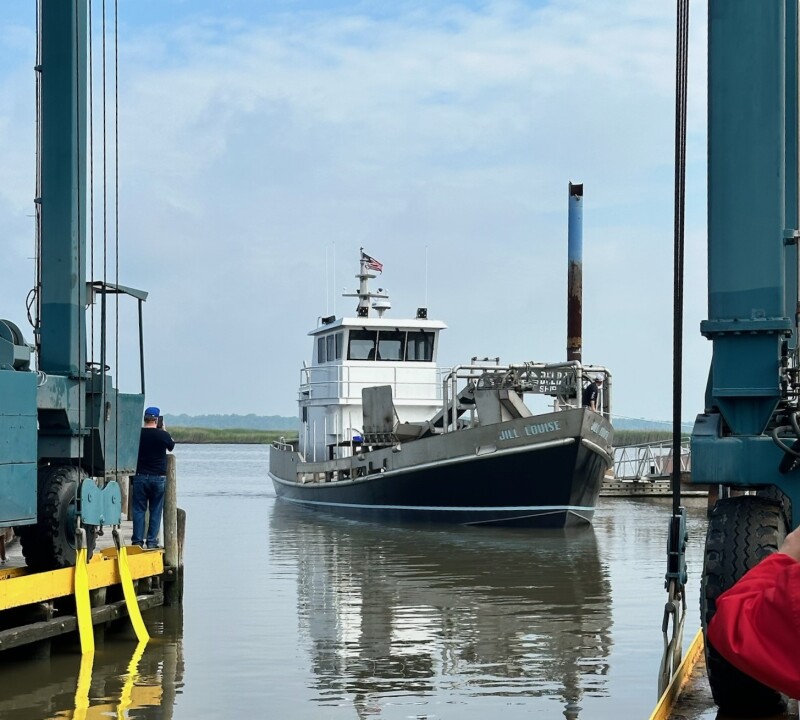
left=325, top=245, right=329, bottom=315
left=425, top=245, right=429, bottom=308
left=333, top=241, right=336, bottom=316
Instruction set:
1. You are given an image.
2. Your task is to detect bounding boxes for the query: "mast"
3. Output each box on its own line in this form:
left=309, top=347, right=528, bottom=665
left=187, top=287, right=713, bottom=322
left=355, top=254, right=373, bottom=317
left=342, top=250, right=390, bottom=318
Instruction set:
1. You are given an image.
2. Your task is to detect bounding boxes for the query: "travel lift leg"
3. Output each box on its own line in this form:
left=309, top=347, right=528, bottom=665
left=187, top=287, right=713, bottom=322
left=692, top=0, right=800, bottom=716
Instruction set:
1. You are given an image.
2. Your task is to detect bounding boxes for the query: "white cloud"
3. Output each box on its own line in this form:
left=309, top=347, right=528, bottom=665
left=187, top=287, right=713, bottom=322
left=0, top=0, right=711, bottom=421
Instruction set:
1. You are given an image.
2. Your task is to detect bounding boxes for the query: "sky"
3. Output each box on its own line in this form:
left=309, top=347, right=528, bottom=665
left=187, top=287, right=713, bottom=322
left=0, top=0, right=710, bottom=423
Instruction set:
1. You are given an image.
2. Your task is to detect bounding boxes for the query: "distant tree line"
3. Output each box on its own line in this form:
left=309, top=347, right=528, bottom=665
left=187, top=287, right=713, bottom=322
left=612, top=418, right=693, bottom=432
left=163, top=413, right=298, bottom=431
left=169, top=427, right=298, bottom=444
left=161, top=414, right=686, bottom=446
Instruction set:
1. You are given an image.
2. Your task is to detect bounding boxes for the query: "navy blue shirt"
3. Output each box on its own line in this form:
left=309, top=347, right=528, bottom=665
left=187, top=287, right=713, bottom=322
left=136, top=427, right=175, bottom=475
left=582, top=383, right=599, bottom=408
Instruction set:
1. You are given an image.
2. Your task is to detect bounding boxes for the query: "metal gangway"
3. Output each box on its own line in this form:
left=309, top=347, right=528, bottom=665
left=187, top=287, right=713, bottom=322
left=613, top=438, right=691, bottom=481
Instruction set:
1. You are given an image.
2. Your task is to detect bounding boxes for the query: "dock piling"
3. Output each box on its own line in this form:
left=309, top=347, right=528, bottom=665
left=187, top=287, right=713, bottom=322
left=164, top=454, right=184, bottom=606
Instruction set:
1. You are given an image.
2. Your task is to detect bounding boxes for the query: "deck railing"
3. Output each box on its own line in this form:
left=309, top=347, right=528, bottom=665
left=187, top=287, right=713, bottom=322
left=613, top=438, right=691, bottom=481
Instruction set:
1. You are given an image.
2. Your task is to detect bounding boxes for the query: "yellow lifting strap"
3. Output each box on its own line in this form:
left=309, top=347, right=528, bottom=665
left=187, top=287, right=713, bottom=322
left=74, top=531, right=95, bottom=656
left=117, top=640, right=148, bottom=720
left=113, top=529, right=150, bottom=644
left=73, top=650, right=94, bottom=720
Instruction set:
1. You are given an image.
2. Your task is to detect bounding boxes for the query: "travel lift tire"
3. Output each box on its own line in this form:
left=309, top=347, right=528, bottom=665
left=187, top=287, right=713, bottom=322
left=701, top=495, right=787, bottom=717
left=17, top=465, right=97, bottom=571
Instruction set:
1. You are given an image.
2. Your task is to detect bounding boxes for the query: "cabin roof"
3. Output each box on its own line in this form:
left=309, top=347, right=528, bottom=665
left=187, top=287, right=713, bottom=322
left=308, top=316, right=447, bottom=336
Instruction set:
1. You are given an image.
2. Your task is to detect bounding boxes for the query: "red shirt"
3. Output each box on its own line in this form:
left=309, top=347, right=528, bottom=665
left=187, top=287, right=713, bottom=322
left=707, top=552, right=800, bottom=699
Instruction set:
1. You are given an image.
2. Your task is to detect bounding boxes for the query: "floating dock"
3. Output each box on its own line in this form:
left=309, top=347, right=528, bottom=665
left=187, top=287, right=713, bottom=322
left=601, top=477, right=707, bottom=497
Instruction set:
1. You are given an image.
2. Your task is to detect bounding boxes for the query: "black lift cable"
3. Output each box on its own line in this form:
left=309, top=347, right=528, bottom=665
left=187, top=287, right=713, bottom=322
left=658, top=0, right=691, bottom=697
left=114, top=0, right=120, bottom=475
left=672, top=0, right=689, bottom=520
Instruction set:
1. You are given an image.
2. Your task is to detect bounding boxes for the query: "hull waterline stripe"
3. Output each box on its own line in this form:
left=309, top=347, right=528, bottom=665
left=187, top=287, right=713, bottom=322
left=276, top=497, right=596, bottom=513
left=464, top=508, right=592, bottom=525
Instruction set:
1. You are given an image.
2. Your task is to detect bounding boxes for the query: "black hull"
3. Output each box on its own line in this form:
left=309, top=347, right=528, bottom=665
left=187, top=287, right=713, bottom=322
left=270, top=435, right=608, bottom=529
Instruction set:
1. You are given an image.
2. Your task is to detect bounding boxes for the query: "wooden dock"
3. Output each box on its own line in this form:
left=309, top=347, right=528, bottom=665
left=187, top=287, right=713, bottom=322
left=0, top=457, right=184, bottom=659
left=0, top=519, right=165, bottom=657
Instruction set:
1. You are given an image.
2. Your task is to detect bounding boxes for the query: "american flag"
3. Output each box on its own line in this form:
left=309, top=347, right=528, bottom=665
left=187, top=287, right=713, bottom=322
left=362, top=252, right=383, bottom=273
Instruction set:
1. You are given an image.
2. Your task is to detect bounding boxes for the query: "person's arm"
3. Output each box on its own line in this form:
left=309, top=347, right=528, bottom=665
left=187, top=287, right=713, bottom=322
left=160, top=424, right=176, bottom=452
left=707, top=528, right=800, bottom=698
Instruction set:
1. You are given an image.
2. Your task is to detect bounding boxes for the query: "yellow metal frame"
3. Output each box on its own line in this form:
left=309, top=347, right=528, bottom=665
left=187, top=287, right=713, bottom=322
left=0, top=546, right=163, bottom=612
left=648, top=629, right=705, bottom=720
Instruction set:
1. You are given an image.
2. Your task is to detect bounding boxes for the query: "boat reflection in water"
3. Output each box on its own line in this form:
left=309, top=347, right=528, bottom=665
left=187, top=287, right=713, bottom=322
left=270, top=503, right=613, bottom=718
left=0, top=606, right=184, bottom=720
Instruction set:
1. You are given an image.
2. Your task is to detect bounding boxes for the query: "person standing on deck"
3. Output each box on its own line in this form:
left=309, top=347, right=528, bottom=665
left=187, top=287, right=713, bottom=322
left=131, top=406, right=175, bottom=549
left=582, top=376, right=602, bottom=411
left=707, top=523, right=800, bottom=699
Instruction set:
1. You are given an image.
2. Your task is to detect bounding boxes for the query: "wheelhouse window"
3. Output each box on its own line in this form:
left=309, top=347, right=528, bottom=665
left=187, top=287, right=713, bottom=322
left=348, top=329, right=378, bottom=360
left=317, top=332, right=344, bottom=363
left=406, top=331, right=434, bottom=361
left=377, top=330, right=406, bottom=361
left=348, top=328, right=434, bottom=361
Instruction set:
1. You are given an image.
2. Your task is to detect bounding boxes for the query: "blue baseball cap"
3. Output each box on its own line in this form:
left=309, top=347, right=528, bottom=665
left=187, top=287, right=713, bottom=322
left=144, top=406, right=161, bottom=418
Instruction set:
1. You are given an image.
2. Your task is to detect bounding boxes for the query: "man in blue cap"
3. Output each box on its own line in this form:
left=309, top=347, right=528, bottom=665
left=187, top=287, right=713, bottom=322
left=131, top=406, right=175, bottom=548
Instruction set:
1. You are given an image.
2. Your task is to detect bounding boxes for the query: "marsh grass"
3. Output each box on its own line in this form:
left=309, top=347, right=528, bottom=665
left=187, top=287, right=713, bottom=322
left=169, top=427, right=299, bottom=444
left=169, top=426, right=684, bottom=447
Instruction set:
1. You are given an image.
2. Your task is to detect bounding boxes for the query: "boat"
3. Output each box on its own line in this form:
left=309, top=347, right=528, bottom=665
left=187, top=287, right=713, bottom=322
left=268, top=251, right=614, bottom=528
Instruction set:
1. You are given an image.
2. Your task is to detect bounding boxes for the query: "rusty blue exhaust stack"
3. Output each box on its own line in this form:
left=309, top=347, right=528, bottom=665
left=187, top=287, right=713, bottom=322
left=567, top=182, right=583, bottom=362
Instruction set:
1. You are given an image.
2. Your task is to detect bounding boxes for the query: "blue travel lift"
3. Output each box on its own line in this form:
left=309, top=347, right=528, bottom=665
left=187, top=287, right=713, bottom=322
left=687, top=0, right=800, bottom=715
left=0, top=0, right=151, bottom=651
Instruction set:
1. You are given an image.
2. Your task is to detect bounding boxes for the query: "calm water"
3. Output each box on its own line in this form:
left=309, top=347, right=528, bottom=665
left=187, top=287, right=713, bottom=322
left=0, top=444, right=710, bottom=719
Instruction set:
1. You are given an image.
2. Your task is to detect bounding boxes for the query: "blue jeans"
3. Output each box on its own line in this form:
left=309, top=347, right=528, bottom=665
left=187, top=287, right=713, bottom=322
left=131, top=474, right=166, bottom=548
